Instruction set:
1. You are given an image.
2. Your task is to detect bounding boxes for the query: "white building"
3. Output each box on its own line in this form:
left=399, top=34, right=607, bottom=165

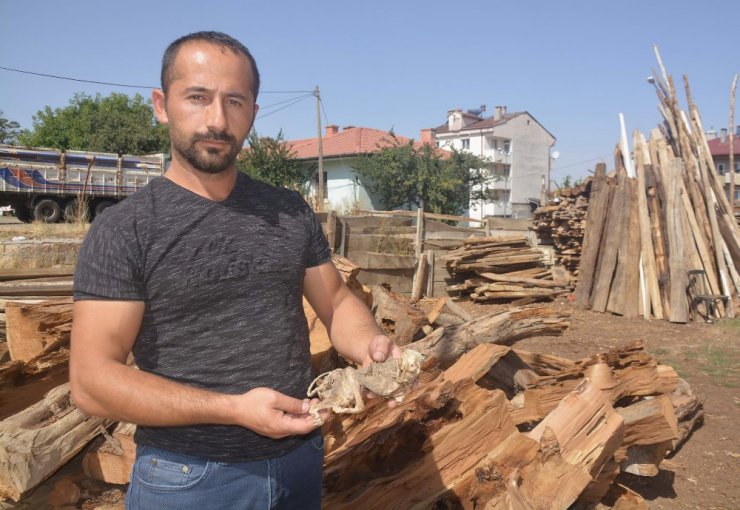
left=424, top=106, right=556, bottom=219
left=288, top=126, right=420, bottom=213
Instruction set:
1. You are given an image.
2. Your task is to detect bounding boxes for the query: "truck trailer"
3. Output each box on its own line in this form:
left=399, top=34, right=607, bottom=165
left=0, top=145, right=166, bottom=222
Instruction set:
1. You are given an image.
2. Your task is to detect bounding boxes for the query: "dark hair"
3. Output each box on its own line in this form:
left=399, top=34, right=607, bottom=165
left=160, top=31, right=260, bottom=99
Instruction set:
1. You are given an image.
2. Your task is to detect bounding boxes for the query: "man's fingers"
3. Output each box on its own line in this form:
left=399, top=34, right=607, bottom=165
left=272, top=393, right=310, bottom=415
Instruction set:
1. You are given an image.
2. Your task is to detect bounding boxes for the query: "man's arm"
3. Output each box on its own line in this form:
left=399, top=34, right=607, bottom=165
left=303, top=261, right=401, bottom=366
left=70, top=300, right=321, bottom=439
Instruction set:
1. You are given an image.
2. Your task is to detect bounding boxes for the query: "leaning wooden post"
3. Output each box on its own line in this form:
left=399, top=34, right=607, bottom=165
left=411, top=206, right=426, bottom=301
left=729, top=74, right=738, bottom=215
left=415, top=206, right=425, bottom=258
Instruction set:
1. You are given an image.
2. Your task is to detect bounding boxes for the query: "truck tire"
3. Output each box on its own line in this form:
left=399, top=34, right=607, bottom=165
left=64, top=199, right=89, bottom=222
left=33, top=199, right=62, bottom=223
left=93, top=200, right=115, bottom=218
left=14, top=205, right=32, bottom=223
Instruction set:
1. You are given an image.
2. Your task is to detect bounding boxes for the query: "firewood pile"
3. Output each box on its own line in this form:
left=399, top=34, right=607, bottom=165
left=0, top=256, right=572, bottom=507
left=532, top=181, right=590, bottom=279
left=440, top=236, right=571, bottom=304
left=575, top=49, right=740, bottom=322
left=315, top=295, right=702, bottom=509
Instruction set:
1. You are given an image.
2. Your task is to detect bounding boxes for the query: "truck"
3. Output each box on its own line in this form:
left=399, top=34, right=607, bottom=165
left=0, top=145, right=166, bottom=222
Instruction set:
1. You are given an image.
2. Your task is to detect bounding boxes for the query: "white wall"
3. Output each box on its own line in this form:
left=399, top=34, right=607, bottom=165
left=306, top=157, right=375, bottom=213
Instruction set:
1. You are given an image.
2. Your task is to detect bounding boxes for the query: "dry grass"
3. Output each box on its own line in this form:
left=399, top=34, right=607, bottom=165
left=0, top=221, right=89, bottom=241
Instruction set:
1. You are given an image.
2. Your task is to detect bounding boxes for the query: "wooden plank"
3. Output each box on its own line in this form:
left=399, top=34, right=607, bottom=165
left=347, top=252, right=416, bottom=270
left=0, top=281, right=73, bottom=298
left=357, top=209, right=486, bottom=225
left=591, top=169, right=628, bottom=312
left=606, top=176, right=641, bottom=318
left=0, top=267, right=75, bottom=282
left=634, top=131, right=663, bottom=319
left=665, top=159, right=689, bottom=322
left=477, top=272, right=563, bottom=288
left=425, top=251, right=435, bottom=297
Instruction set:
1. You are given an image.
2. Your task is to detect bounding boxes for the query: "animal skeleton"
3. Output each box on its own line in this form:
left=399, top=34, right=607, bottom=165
left=307, top=349, right=423, bottom=425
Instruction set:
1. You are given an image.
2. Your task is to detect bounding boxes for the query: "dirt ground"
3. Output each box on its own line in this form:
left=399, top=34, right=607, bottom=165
left=456, top=298, right=740, bottom=510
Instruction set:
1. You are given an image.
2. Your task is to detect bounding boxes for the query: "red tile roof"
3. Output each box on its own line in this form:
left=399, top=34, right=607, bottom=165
left=707, top=137, right=740, bottom=157
left=287, top=127, right=417, bottom=160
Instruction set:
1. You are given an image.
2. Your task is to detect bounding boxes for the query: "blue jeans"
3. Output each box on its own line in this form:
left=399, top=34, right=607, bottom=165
left=125, top=435, right=324, bottom=510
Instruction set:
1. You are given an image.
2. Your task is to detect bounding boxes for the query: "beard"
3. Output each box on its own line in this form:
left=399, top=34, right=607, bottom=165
left=171, top=128, right=242, bottom=175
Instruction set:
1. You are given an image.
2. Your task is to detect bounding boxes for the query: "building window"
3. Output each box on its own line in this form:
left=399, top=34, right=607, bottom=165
left=717, top=163, right=725, bottom=175
left=504, top=141, right=511, bottom=154
left=461, top=139, right=470, bottom=149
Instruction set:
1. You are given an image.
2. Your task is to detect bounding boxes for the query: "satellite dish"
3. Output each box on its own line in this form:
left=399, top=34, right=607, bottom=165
left=551, top=150, right=560, bottom=160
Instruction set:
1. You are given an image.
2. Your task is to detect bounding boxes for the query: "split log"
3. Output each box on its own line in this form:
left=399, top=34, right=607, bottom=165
left=669, top=378, right=704, bottom=453
left=5, top=299, right=72, bottom=362
left=0, top=348, right=70, bottom=420
left=528, top=379, right=625, bottom=478
left=82, top=423, right=136, bottom=485
left=323, top=385, right=519, bottom=510
left=0, top=383, right=111, bottom=502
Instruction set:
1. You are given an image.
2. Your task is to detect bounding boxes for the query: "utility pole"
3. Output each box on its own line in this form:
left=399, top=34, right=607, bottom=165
left=315, top=86, right=324, bottom=212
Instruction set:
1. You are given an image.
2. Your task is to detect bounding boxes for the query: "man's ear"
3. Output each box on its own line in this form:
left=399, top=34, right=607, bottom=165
left=152, top=89, right=168, bottom=125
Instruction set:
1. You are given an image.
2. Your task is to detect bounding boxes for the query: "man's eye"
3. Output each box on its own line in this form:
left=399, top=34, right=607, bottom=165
left=228, top=99, right=243, bottom=107
left=189, top=95, right=206, bottom=101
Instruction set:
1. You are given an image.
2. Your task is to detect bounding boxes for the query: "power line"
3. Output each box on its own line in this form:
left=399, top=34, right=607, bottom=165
left=255, top=94, right=312, bottom=120
left=259, top=94, right=314, bottom=111
left=0, top=65, right=313, bottom=94
left=552, top=153, right=612, bottom=172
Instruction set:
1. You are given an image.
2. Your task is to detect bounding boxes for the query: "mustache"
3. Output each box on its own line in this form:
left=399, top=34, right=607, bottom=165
left=192, top=130, right=236, bottom=144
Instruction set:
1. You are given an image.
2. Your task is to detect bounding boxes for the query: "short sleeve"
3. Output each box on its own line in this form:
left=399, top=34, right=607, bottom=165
left=73, top=218, right=145, bottom=301
left=304, top=200, right=332, bottom=268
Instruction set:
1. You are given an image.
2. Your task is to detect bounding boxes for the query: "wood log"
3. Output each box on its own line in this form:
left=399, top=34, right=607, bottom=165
left=620, top=440, right=672, bottom=477
left=669, top=378, right=704, bottom=453
left=82, top=423, right=136, bottom=485
left=371, top=285, right=426, bottom=345
left=5, top=299, right=72, bottom=362
left=425, top=297, right=447, bottom=325
left=0, top=383, right=111, bottom=502
left=412, top=305, right=570, bottom=368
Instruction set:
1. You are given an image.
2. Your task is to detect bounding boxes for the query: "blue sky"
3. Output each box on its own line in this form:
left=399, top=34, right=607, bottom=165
left=1, top=0, right=738, bottom=180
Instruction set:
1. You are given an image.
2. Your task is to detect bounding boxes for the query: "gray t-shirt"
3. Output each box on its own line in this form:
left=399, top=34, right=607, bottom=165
left=73, top=172, right=331, bottom=461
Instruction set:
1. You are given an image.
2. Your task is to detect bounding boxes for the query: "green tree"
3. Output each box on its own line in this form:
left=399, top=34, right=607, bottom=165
left=236, top=131, right=311, bottom=191
left=352, top=136, right=495, bottom=216
left=0, top=110, right=22, bottom=144
left=18, top=92, right=169, bottom=154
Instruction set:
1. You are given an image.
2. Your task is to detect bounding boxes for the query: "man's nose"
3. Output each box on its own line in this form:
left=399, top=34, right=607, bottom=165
left=205, top=100, right=228, bottom=132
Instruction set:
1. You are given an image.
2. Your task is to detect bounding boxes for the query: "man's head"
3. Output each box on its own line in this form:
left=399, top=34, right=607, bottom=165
left=161, top=31, right=260, bottom=100
left=153, top=31, right=260, bottom=175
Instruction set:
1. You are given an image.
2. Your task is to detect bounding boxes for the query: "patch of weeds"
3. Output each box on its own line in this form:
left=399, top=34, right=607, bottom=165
left=717, top=317, right=740, bottom=334
left=695, top=344, right=739, bottom=388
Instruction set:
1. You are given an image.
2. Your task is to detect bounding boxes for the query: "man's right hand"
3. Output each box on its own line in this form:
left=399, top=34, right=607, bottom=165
left=232, top=387, right=324, bottom=439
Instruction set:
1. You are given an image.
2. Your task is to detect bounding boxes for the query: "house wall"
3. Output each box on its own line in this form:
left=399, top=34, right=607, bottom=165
left=306, top=158, right=376, bottom=213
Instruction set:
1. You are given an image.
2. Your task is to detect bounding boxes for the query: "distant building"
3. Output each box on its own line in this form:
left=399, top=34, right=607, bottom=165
left=288, top=126, right=420, bottom=212
left=707, top=126, right=740, bottom=204
left=424, top=106, right=556, bottom=219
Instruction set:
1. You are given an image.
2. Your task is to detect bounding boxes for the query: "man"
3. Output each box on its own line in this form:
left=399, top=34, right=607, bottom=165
left=70, top=31, right=399, bottom=510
